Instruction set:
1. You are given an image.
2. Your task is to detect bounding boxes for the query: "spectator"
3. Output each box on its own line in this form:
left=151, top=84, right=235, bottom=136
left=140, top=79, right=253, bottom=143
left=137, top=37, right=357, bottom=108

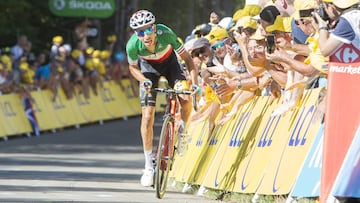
left=273, top=0, right=310, bottom=44
left=185, top=37, right=220, bottom=137
left=266, top=1, right=329, bottom=80
left=11, top=35, right=29, bottom=64
left=259, top=5, right=281, bottom=33
left=315, top=0, right=360, bottom=63
left=10, top=35, right=30, bottom=84
left=235, top=28, right=285, bottom=97
left=35, top=53, right=51, bottom=90
left=0, top=62, right=12, bottom=94
left=209, top=11, right=220, bottom=28
left=265, top=15, right=307, bottom=115
left=70, top=49, right=89, bottom=99
left=50, top=35, right=63, bottom=61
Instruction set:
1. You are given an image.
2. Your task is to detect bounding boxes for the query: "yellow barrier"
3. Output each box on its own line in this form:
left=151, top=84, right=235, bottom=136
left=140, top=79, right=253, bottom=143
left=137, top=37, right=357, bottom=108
left=172, top=88, right=324, bottom=196
left=0, top=79, right=143, bottom=138
left=0, top=93, right=32, bottom=137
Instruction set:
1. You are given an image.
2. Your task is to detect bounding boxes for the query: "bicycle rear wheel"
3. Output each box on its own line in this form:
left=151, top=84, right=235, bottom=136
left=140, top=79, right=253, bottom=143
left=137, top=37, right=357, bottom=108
left=155, top=115, right=174, bottom=199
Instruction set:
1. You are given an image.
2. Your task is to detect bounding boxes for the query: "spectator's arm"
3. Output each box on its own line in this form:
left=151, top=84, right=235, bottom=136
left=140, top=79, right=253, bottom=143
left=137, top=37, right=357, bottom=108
left=234, top=32, right=266, bottom=77
left=266, top=49, right=318, bottom=77
left=264, top=62, right=287, bottom=88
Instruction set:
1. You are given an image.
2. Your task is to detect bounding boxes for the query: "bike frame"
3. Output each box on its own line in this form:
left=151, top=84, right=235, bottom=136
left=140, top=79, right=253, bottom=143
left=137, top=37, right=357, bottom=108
left=149, top=88, right=193, bottom=199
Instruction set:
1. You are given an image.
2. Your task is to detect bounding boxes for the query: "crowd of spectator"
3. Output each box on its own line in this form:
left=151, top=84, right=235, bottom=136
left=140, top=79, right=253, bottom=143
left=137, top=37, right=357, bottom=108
left=1, top=0, right=358, bottom=128
left=0, top=32, right=132, bottom=101
left=181, top=0, right=359, bottom=135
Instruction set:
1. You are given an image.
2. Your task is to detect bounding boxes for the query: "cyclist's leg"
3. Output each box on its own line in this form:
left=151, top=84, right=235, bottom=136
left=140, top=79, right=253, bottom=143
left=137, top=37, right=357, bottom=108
left=139, top=72, right=159, bottom=186
left=175, top=81, right=192, bottom=125
left=165, top=60, right=191, bottom=155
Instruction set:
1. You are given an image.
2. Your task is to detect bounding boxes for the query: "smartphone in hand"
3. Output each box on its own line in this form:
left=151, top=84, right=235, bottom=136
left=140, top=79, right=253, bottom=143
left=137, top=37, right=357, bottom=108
left=265, top=34, right=276, bottom=54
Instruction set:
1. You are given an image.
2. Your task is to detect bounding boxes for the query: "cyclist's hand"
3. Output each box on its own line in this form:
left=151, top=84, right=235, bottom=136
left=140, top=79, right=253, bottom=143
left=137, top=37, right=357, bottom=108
left=191, top=84, right=202, bottom=97
left=142, top=79, right=152, bottom=92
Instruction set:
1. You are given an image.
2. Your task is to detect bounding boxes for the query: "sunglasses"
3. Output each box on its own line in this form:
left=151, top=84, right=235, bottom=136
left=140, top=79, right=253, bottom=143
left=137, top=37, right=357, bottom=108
left=136, top=26, right=154, bottom=37
left=211, top=41, right=225, bottom=50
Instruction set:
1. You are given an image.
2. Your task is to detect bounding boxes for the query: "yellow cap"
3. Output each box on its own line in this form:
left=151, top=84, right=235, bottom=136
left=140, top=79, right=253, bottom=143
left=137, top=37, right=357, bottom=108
left=57, top=66, right=64, bottom=73
left=85, top=59, right=95, bottom=70
left=52, top=35, right=63, bottom=44
left=231, top=16, right=258, bottom=31
left=92, top=50, right=101, bottom=58
left=86, top=47, right=94, bottom=55
left=249, top=29, right=265, bottom=40
left=282, top=16, right=292, bottom=32
left=233, top=9, right=246, bottom=22
left=1, top=55, right=11, bottom=69
left=107, top=34, right=117, bottom=43
left=293, top=0, right=318, bottom=20
left=20, top=62, right=29, bottom=70
left=100, top=50, right=111, bottom=59
left=333, top=0, right=358, bottom=8
left=205, top=28, right=229, bottom=44
left=233, top=4, right=261, bottom=21
left=71, top=49, right=82, bottom=59
left=322, top=0, right=333, bottom=3
left=266, top=16, right=291, bottom=33
left=294, top=0, right=318, bottom=10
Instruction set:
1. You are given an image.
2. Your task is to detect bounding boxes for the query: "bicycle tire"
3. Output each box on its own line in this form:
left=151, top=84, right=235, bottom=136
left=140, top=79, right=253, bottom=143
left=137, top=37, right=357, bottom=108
left=155, top=115, right=174, bottom=199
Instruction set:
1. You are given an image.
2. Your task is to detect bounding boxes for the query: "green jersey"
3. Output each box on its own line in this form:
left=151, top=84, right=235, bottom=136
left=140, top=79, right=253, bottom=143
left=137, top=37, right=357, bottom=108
left=126, top=24, right=185, bottom=65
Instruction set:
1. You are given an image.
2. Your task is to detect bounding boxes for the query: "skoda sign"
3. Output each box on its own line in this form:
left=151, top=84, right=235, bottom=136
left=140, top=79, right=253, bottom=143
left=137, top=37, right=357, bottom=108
left=49, top=0, right=115, bottom=18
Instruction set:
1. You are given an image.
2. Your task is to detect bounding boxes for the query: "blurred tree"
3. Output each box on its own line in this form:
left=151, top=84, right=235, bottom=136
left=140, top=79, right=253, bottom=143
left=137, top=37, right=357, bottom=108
left=0, top=0, right=245, bottom=54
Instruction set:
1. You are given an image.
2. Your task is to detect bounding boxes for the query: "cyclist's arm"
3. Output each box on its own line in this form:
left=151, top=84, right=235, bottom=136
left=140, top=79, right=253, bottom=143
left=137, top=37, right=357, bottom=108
left=128, top=63, right=147, bottom=84
left=179, top=50, right=198, bottom=85
left=126, top=36, right=148, bottom=84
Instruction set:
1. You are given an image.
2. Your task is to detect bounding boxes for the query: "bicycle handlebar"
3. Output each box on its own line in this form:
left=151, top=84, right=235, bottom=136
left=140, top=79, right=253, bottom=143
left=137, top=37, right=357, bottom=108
left=144, top=88, right=198, bottom=111
left=152, top=88, right=192, bottom=95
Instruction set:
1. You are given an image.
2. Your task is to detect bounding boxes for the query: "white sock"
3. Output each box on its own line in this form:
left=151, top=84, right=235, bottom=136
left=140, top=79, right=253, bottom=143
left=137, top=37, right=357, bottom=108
left=144, top=150, right=153, bottom=170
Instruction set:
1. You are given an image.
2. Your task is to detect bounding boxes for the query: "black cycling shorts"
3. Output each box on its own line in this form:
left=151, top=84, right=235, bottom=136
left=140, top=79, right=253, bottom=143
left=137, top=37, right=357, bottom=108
left=139, top=51, right=187, bottom=107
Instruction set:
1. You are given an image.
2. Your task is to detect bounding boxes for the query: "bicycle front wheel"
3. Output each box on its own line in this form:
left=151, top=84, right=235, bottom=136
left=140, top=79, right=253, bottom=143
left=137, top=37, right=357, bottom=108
left=155, top=115, right=174, bottom=199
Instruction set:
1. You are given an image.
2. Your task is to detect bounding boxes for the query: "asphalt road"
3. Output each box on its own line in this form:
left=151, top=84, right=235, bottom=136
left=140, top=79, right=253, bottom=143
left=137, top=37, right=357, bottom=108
left=0, top=115, right=224, bottom=203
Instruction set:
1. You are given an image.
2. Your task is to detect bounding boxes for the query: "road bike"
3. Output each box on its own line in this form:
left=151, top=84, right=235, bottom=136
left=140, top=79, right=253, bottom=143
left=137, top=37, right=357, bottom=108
left=145, top=87, right=196, bottom=199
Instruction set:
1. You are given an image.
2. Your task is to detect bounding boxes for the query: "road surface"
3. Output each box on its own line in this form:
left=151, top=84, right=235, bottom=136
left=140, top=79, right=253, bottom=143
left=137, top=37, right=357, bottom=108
left=0, top=115, right=225, bottom=203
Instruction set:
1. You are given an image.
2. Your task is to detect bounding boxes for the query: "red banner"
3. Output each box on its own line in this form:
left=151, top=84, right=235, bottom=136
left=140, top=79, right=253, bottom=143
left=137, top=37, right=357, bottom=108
left=320, top=62, right=360, bottom=202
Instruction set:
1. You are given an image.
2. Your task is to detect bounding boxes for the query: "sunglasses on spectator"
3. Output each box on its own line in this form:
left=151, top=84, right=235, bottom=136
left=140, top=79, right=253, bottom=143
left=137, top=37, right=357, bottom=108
left=211, top=41, right=226, bottom=50
left=136, top=26, right=154, bottom=37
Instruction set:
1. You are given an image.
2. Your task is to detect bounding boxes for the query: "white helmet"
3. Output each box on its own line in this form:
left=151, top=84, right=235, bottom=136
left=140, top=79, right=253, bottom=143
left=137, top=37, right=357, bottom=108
left=129, top=10, right=156, bottom=30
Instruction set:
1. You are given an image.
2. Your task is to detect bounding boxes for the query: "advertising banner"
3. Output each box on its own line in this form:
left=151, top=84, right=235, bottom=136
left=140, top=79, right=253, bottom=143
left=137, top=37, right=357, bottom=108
left=331, top=126, right=360, bottom=197
left=232, top=96, right=281, bottom=193
left=290, top=124, right=324, bottom=197
left=201, top=100, right=260, bottom=191
left=170, top=119, right=210, bottom=183
left=189, top=112, right=239, bottom=185
left=30, top=90, right=63, bottom=131
left=49, top=0, right=115, bottom=18
left=256, top=89, right=322, bottom=195
left=0, top=94, right=32, bottom=136
left=321, top=62, right=360, bottom=202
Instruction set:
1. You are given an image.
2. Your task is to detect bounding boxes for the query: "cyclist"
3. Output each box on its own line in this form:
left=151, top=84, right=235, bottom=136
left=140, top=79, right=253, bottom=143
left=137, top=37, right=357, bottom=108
left=126, top=10, right=199, bottom=187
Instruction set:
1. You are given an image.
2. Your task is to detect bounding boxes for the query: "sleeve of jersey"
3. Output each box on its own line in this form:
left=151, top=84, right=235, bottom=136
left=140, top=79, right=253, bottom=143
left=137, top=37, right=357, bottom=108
left=160, top=24, right=186, bottom=55
left=126, top=35, right=139, bottom=65
left=331, top=17, right=355, bottom=44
